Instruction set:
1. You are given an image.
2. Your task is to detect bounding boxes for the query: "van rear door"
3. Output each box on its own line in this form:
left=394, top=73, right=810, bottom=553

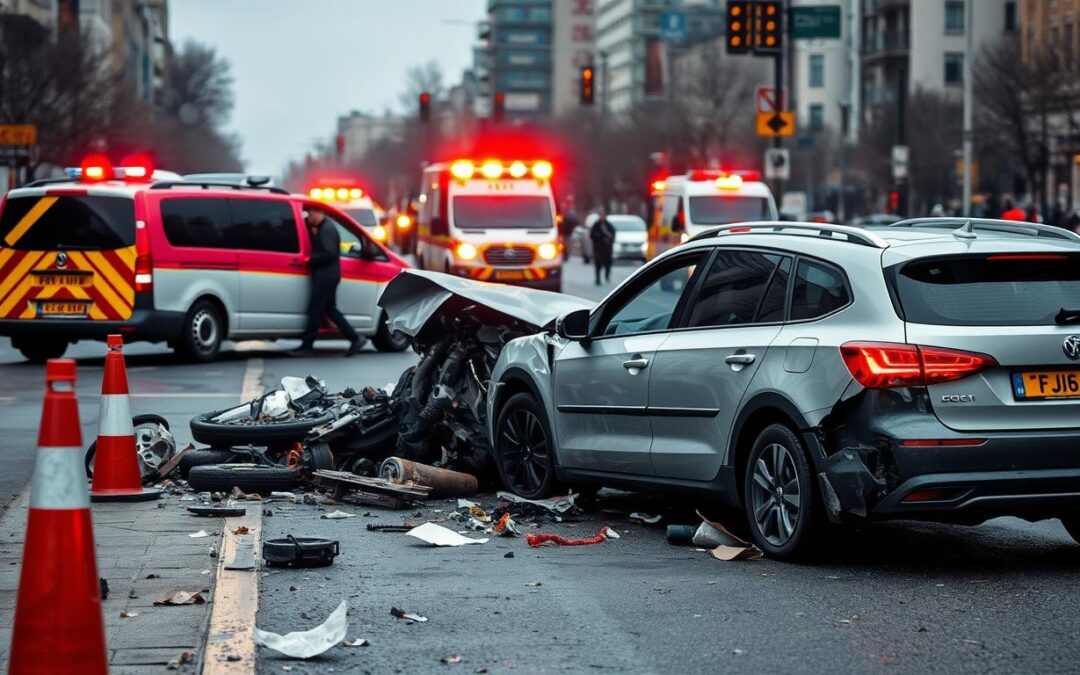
left=0, top=192, right=136, bottom=321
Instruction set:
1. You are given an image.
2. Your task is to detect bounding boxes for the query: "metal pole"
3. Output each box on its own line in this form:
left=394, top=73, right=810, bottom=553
left=600, top=50, right=609, bottom=120
left=961, top=0, right=974, bottom=216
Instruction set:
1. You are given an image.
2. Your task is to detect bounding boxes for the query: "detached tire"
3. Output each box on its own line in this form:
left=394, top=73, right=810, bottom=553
left=176, top=299, right=224, bottom=363
left=178, top=449, right=244, bottom=479
left=1062, top=516, right=1080, bottom=545
left=743, top=424, right=822, bottom=561
left=372, top=312, right=409, bottom=352
left=190, top=410, right=334, bottom=447
left=494, top=392, right=558, bottom=500
left=84, top=414, right=171, bottom=478
left=187, top=464, right=300, bottom=493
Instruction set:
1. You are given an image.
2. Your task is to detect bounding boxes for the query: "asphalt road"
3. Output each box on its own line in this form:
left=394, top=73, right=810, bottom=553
left=2, top=257, right=1078, bottom=673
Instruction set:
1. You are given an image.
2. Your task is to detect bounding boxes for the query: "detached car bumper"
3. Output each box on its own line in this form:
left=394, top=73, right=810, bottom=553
left=0, top=309, right=185, bottom=344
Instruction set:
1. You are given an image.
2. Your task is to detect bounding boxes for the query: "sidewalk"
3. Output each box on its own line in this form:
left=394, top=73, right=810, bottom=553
left=0, top=489, right=225, bottom=673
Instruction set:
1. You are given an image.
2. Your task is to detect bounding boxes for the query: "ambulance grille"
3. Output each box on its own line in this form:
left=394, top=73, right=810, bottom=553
left=483, top=246, right=535, bottom=266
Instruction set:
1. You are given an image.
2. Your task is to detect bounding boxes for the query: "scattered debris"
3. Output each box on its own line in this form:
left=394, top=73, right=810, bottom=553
left=154, top=590, right=206, bottom=606
left=166, top=651, right=195, bottom=670
left=188, top=505, right=247, bottom=517
left=189, top=530, right=212, bottom=539
left=697, top=513, right=763, bottom=561
left=343, top=638, right=369, bottom=648
left=406, top=522, right=488, bottom=547
left=526, top=526, right=614, bottom=548
left=252, top=599, right=349, bottom=659
left=491, top=513, right=522, bottom=537
left=119, top=610, right=138, bottom=618
left=503, top=551, right=514, bottom=559
left=233, top=526, right=250, bottom=535
left=441, top=654, right=463, bottom=665
left=320, top=510, right=358, bottom=520
left=263, top=536, right=340, bottom=568
left=390, top=607, right=429, bottom=623
left=366, top=523, right=414, bottom=533
left=629, top=512, right=662, bottom=525
left=665, top=524, right=697, bottom=544
left=526, top=581, right=542, bottom=588
left=380, top=457, right=478, bottom=498
left=99, top=578, right=109, bottom=601
left=497, top=491, right=581, bottom=517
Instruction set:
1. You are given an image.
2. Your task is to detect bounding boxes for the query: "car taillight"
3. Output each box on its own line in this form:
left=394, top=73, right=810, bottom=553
left=134, top=253, right=152, bottom=292
left=840, top=342, right=997, bottom=389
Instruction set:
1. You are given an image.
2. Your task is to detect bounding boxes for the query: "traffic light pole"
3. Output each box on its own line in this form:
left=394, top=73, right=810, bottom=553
left=772, top=9, right=785, bottom=204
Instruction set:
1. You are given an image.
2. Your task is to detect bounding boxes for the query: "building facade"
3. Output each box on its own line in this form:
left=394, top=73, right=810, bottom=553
left=486, top=0, right=554, bottom=118
left=336, top=111, right=405, bottom=166
left=792, top=0, right=860, bottom=141
left=110, top=0, right=169, bottom=105
left=552, top=0, right=597, bottom=115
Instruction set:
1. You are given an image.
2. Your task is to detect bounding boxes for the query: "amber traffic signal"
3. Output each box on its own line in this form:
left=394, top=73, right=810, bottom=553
left=726, top=0, right=751, bottom=54
left=754, top=1, right=783, bottom=54
left=580, top=66, right=595, bottom=105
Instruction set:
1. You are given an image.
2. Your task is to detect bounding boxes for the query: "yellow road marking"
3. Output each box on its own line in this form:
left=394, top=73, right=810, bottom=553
left=3, top=197, right=56, bottom=246
left=203, top=358, right=264, bottom=675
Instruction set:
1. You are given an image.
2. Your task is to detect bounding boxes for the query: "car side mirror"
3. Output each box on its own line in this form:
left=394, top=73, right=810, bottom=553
left=556, top=308, right=590, bottom=341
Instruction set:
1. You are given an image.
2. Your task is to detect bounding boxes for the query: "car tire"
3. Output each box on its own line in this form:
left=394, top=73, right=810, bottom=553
left=176, top=299, right=224, bottom=363
left=494, top=392, right=558, bottom=500
left=187, top=464, right=300, bottom=493
left=743, top=423, right=822, bottom=561
left=84, top=414, right=171, bottom=478
left=1062, top=516, right=1080, bottom=544
left=16, top=337, right=69, bottom=363
left=372, top=313, right=410, bottom=352
left=189, top=410, right=335, bottom=447
left=177, top=448, right=246, bottom=479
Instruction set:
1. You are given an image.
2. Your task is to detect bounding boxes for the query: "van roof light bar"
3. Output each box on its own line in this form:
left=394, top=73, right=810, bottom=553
left=690, top=221, right=890, bottom=249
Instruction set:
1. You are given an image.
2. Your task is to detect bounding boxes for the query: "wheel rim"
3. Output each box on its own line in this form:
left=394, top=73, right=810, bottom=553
left=191, top=309, right=218, bottom=353
left=499, top=409, right=549, bottom=495
left=750, top=443, right=802, bottom=547
left=389, top=329, right=409, bottom=349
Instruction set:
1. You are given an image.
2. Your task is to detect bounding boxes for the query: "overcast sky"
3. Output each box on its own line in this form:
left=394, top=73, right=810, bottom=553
left=170, top=0, right=485, bottom=176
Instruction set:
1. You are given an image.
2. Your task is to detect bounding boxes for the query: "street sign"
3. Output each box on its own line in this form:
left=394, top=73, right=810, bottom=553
left=660, top=11, right=686, bottom=41
left=0, top=124, right=37, bottom=146
left=892, top=145, right=910, bottom=181
left=754, top=86, right=788, bottom=114
left=791, top=5, right=842, bottom=39
left=757, top=111, right=795, bottom=137
left=765, top=148, right=790, bottom=180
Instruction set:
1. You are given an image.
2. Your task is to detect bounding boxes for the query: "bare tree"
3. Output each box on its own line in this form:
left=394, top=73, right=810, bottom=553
left=398, top=61, right=445, bottom=112
left=163, top=40, right=235, bottom=129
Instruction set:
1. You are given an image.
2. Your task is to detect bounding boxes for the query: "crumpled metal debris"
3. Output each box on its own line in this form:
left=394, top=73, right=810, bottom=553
left=252, top=599, right=349, bottom=659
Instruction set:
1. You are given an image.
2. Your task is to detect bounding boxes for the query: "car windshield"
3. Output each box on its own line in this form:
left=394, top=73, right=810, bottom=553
left=452, top=196, right=552, bottom=230
left=342, top=208, right=378, bottom=227
left=688, top=196, right=770, bottom=225
left=0, top=194, right=136, bottom=250
left=894, top=254, right=1080, bottom=326
left=610, top=217, right=646, bottom=232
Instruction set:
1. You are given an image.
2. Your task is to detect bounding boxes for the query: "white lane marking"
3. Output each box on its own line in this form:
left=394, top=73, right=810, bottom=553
left=98, top=394, right=133, bottom=437
left=203, top=357, right=264, bottom=675
left=30, top=447, right=90, bottom=509
left=130, top=393, right=238, bottom=399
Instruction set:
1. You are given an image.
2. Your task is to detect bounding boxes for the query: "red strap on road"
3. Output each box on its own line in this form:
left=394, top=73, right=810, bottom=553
left=526, top=526, right=610, bottom=548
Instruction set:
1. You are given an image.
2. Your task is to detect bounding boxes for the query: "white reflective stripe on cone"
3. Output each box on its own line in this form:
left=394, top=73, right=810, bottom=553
left=30, top=447, right=91, bottom=509
left=98, top=394, right=133, bottom=437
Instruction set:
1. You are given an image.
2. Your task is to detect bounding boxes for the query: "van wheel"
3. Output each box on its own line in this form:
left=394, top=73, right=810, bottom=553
left=177, top=299, right=223, bottom=362
left=16, top=337, right=69, bottom=363
left=743, top=424, right=822, bottom=561
left=372, top=313, right=409, bottom=352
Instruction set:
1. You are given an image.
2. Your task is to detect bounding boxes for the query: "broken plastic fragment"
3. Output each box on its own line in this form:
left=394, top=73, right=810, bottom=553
left=406, top=522, right=488, bottom=547
left=321, top=510, right=358, bottom=520
left=188, top=529, right=211, bottom=538
left=390, top=607, right=428, bottom=623
left=252, top=599, right=349, bottom=659
left=629, top=512, right=662, bottom=525
left=343, top=638, right=369, bottom=647
left=154, top=590, right=206, bottom=605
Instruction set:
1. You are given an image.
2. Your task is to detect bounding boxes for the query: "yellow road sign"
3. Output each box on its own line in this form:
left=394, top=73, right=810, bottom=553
left=756, top=112, right=795, bottom=137
left=0, top=125, right=37, bottom=146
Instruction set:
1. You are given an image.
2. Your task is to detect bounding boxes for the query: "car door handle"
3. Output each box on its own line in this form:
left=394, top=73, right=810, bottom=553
left=623, top=358, right=649, bottom=370
left=725, top=353, right=756, bottom=365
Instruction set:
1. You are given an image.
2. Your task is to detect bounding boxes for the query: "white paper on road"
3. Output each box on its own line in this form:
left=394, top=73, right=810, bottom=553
left=188, top=529, right=211, bottom=538
left=320, top=510, right=358, bottom=520
left=252, top=599, right=349, bottom=659
left=406, top=522, right=488, bottom=546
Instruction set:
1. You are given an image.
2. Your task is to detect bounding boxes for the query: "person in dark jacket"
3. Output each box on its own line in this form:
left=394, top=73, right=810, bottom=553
left=590, top=208, right=616, bottom=286
left=290, top=209, right=364, bottom=357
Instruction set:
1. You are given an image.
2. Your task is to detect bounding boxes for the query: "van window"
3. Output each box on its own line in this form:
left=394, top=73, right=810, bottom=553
left=452, top=196, right=552, bottom=230
left=229, top=199, right=299, bottom=253
left=791, top=260, right=850, bottom=320
left=0, top=195, right=135, bottom=250
left=161, top=198, right=235, bottom=249
left=342, top=208, right=378, bottom=228
left=688, top=196, right=770, bottom=225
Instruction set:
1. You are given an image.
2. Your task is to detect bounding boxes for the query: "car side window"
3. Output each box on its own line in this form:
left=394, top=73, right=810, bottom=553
left=228, top=199, right=299, bottom=253
left=791, top=259, right=850, bottom=320
left=322, top=212, right=389, bottom=262
left=686, top=250, right=786, bottom=328
left=756, top=256, right=792, bottom=323
left=597, top=253, right=704, bottom=337
left=160, top=198, right=235, bottom=249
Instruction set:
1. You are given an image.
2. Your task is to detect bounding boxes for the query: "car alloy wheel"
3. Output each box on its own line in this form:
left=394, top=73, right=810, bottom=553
left=499, top=406, right=551, bottom=497
left=750, top=442, right=802, bottom=547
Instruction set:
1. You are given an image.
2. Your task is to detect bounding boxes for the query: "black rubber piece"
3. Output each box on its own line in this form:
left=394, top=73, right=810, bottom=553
left=84, top=414, right=172, bottom=478
left=186, top=464, right=300, bottom=493
left=263, top=536, right=339, bottom=568
left=178, top=448, right=244, bottom=479
left=190, top=410, right=335, bottom=447
left=188, top=505, right=247, bottom=517
left=90, top=487, right=163, bottom=503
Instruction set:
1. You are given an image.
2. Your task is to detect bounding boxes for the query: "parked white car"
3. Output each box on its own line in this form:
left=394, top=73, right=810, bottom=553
left=572, top=214, right=649, bottom=263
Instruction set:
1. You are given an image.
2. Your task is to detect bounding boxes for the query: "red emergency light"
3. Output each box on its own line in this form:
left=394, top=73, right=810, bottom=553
left=119, top=154, right=154, bottom=182
left=80, top=154, right=113, bottom=182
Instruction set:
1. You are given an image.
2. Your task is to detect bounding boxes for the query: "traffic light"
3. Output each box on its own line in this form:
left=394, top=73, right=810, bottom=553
left=419, top=91, right=431, bottom=123
left=754, top=1, right=783, bottom=54
left=580, top=66, right=595, bottom=105
left=493, top=91, right=505, bottom=123
left=725, top=0, right=751, bottom=54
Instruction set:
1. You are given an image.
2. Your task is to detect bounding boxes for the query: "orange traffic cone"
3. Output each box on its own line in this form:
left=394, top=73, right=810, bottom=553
left=89, top=334, right=161, bottom=502
left=9, top=359, right=108, bottom=675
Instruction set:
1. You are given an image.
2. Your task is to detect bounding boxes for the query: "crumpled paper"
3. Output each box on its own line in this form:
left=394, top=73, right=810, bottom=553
left=252, top=599, right=349, bottom=659
left=406, top=522, right=487, bottom=546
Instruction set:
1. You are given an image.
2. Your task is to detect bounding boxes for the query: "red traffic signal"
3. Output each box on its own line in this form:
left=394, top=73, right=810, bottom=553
left=419, top=92, right=431, bottom=123
left=493, top=91, right=505, bottom=123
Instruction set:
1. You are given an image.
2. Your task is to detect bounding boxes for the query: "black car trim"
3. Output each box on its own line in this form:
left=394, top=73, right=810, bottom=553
left=555, top=404, right=718, bottom=417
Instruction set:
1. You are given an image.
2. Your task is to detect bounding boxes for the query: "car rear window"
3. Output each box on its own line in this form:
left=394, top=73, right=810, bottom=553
left=0, top=194, right=135, bottom=250
left=894, top=254, right=1080, bottom=326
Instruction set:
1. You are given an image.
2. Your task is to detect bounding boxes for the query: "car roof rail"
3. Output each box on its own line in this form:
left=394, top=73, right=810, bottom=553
left=21, top=178, right=78, bottom=188
left=690, top=221, right=890, bottom=249
left=148, top=181, right=289, bottom=195
left=889, top=217, right=1080, bottom=242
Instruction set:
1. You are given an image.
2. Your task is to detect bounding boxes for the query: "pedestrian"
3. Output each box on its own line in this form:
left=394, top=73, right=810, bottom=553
left=290, top=208, right=365, bottom=357
left=590, top=208, right=616, bottom=286
left=999, top=198, right=1026, bottom=221
left=1058, top=208, right=1080, bottom=233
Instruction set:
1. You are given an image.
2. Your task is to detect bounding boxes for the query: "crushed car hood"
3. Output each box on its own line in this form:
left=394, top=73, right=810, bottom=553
left=379, top=270, right=594, bottom=337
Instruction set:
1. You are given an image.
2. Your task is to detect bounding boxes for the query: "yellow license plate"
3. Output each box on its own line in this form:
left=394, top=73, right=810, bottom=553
left=32, top=272, right=92, bottom=287
left=1014, top=370, right=1080, bottom=399
left=495, top=270, right=525, bottom=280
left=38, top=301, right=91, bottom=317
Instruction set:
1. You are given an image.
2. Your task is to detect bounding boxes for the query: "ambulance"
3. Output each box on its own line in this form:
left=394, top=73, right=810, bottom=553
left=415, top=159, right=562, bottom=292
left=648, top=170, right=778, bottom=259
left=307, top=183, right=389, bottom=245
